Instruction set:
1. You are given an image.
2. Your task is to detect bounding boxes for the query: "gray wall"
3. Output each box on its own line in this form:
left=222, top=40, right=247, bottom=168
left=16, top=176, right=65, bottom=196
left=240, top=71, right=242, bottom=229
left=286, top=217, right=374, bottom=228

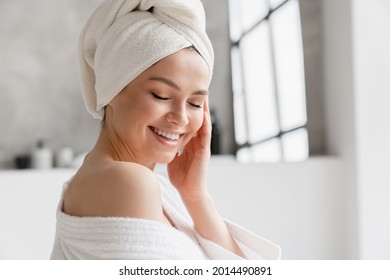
left=299, top=0, right=325, bottom=155
left=202, top=0, right=235, bottom=155
left=0, top=0, right=324, bottom=168
left=0, top=0, right=234, bottom=169
left=0, top=0, right=103, bottom=168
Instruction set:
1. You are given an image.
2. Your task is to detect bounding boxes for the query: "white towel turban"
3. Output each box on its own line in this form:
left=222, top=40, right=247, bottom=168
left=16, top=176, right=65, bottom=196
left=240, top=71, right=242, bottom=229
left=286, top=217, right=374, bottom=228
left=79, top=0, right=214, bottom=119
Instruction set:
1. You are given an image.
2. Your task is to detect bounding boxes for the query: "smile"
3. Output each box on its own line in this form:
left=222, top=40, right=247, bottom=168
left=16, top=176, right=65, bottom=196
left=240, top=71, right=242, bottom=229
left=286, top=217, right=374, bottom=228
left=150, top=127, right=181, bottom=141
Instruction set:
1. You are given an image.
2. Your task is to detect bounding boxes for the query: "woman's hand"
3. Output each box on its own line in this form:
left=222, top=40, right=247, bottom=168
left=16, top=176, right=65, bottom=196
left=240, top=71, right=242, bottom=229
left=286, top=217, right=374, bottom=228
left=167, top=99, right=211, bottom=199
left=167, top=99, right=245, bottom=258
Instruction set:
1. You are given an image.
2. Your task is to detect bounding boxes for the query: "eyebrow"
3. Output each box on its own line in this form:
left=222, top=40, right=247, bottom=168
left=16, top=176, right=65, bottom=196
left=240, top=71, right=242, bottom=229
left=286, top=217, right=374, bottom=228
left=148, top=76, right=208, bottom=96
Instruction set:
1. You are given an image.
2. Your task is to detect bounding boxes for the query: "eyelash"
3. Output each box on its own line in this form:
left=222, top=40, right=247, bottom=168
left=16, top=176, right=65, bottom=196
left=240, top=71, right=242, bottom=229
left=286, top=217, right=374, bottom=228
left=151, top=92, right=203, bottom=109
left=152, top=92, right=170, bottom=100
left=189, top=103, right=202, bottom=109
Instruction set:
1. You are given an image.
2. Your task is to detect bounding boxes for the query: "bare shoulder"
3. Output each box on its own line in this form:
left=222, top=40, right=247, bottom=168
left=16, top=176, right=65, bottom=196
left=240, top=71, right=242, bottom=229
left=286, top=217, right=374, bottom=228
left=64, top=162, right=167, bottom=223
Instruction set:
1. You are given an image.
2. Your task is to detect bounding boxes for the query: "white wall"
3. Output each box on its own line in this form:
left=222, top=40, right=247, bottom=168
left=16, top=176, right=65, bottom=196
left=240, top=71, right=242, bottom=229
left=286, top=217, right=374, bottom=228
left=0, top=170, right=74, bottom=259
left=322, top=0, right=359, bottom=259
left=352, top=0, right=390, bottom=259
left=322, top=0, right=390, bottom=259
left=207, top=156, right=345, bottom=260
left=0, top=157, right=345, bottom=260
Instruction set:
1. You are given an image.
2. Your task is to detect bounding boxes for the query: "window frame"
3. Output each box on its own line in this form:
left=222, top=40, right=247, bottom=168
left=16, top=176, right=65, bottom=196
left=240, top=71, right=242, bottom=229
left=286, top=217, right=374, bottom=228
left=229, top=0, right=308, bottom=162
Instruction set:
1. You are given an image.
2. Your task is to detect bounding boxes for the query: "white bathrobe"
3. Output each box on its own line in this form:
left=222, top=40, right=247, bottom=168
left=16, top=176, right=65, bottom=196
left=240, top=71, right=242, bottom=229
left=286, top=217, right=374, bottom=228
left=51, top=174, right=281, bottom=260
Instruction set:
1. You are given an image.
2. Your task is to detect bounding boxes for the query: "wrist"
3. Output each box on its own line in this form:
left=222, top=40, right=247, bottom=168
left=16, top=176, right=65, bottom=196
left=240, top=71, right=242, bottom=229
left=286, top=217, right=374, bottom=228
left=179, top=189, right=210, bottom=205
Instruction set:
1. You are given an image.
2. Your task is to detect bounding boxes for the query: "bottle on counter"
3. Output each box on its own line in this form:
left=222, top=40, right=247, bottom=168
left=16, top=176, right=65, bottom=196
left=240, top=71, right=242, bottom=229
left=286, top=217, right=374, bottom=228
left=15, top=154, right=30, bottom=169
left=55, top=147, right=74, bottom=168
left=31, top=139, right=53, bottom=169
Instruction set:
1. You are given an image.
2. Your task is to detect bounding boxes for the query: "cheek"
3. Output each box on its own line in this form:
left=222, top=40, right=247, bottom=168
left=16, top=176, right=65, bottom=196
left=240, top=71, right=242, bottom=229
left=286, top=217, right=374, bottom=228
left=138, top=96, right=168, bottom=117
left=190, top=111, right=204, bottom=132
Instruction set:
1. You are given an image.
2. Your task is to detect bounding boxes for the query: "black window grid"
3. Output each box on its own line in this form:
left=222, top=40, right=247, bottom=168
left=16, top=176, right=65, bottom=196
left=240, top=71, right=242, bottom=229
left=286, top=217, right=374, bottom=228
left=229, top=0, right=307, bottom=160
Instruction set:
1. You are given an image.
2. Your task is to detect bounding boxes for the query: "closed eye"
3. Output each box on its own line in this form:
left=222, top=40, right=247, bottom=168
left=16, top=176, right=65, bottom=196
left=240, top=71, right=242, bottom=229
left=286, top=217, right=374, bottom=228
left=188, top=102, right=203, bottom=109
left=152, top=92, right=170, bottom=100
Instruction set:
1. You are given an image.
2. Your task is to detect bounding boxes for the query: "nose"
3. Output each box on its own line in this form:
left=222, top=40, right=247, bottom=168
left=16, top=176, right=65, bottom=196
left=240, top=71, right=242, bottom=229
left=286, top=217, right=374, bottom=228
left=165, top=104, right=189, bottom=127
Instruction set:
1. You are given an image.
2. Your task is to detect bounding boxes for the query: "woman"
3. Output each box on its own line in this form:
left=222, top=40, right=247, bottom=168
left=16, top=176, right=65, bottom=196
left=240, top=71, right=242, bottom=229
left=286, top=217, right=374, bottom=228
left=51, top=0, right=281, bottom=260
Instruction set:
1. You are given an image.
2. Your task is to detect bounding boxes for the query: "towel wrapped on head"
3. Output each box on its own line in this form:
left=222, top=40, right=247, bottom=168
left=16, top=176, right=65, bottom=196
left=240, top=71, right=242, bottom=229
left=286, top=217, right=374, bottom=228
left=79, top=0, right=214, bottom=119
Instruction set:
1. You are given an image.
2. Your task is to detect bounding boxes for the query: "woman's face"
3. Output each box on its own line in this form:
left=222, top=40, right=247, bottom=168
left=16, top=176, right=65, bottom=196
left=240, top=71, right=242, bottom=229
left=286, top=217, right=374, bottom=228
left=106, top=48, right=210, bottom=167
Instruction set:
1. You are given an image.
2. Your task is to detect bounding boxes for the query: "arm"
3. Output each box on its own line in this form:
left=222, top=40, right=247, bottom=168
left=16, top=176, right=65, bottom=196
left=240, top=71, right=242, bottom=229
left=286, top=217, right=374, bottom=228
left=181, top=190, right=245, bottom=257
left=167, top=99, right=244, bottom=258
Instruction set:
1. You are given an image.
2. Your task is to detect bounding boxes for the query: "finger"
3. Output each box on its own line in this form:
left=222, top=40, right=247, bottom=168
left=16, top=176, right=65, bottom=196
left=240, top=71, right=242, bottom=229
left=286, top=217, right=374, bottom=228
left=204, top=97, right=210, bottom=119
left=205, top=98, right=212, bottom=134
left=199, top=104, right=212, bottom=149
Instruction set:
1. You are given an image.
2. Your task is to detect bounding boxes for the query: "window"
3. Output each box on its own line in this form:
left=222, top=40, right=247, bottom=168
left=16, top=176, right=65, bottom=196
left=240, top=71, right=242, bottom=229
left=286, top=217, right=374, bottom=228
left=229, top=0, right=308, bottom=162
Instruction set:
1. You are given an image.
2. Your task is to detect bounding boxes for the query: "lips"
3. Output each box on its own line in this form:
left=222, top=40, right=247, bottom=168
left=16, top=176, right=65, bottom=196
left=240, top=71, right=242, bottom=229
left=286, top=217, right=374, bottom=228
left=150, top=127, right=182, bottom=141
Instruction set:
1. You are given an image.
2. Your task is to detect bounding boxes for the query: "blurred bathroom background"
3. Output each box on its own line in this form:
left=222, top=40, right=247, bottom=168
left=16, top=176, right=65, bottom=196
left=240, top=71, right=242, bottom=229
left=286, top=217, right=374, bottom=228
left=0, top=0, right=389, bottom=260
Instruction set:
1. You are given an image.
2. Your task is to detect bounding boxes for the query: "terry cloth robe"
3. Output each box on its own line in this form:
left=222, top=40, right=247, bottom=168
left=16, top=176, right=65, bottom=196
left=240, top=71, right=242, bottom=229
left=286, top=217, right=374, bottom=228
left=50, top=174, right=281, bottom=260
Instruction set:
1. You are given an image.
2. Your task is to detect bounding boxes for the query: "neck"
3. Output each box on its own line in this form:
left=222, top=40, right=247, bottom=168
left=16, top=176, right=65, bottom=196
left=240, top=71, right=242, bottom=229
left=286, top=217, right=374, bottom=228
left=91, top=124, right=156, bottom=171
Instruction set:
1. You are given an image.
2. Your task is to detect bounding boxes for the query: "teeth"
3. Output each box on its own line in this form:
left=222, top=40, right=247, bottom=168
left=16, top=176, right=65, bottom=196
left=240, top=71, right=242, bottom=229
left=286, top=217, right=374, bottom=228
left=153, top=128, right=180, bottom=140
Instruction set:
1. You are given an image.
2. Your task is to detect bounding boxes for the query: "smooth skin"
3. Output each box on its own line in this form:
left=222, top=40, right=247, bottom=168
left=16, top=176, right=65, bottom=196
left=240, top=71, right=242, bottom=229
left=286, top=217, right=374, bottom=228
left=63, top=48, right=244, bottom=257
